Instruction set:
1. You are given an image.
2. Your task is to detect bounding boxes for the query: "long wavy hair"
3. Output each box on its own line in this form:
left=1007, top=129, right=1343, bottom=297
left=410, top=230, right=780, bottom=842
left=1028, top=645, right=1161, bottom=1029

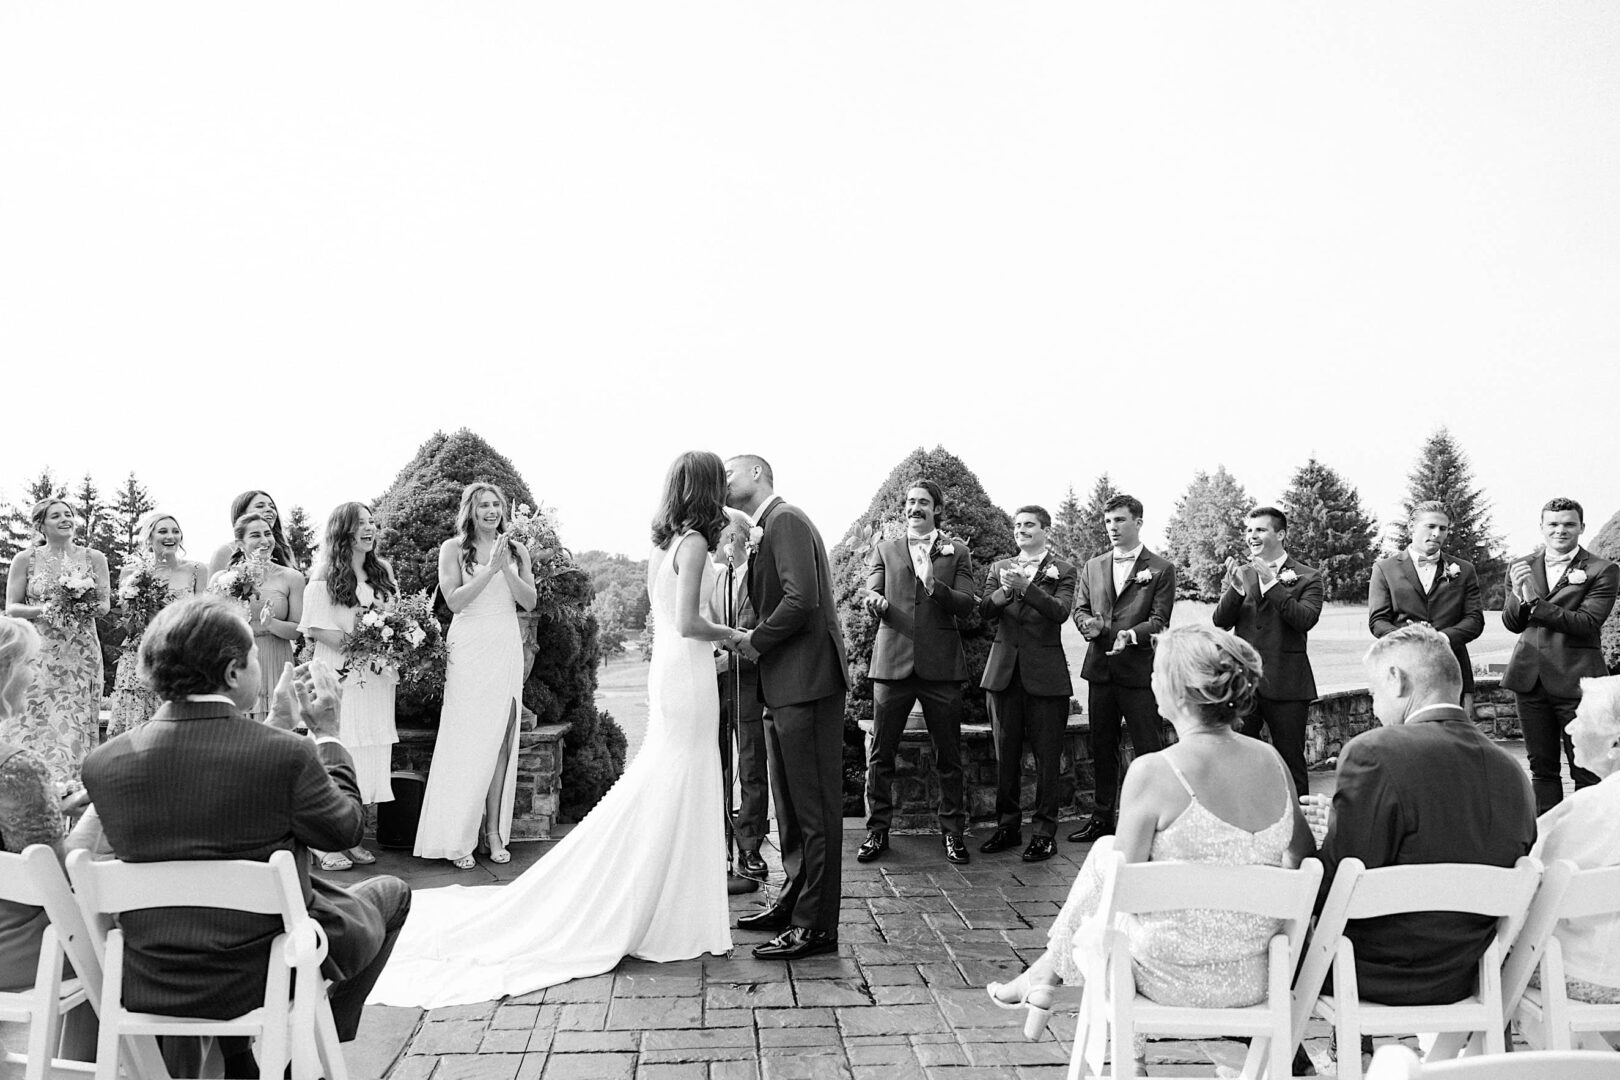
left=455, top=482, right=518, bottom=576
left=650, top=451, right=727, bottom=552
left=29, top=499, right=78, bottom=548
left=136, top=510, right=185, bottom=555
left=228, top=490, right=295, bottom=568
left=322, top=502, right=398, bottom=609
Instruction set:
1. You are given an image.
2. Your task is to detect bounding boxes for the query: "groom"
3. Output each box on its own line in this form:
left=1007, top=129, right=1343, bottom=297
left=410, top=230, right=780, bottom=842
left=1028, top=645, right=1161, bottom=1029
left=727, top=454, right=849, bottom=960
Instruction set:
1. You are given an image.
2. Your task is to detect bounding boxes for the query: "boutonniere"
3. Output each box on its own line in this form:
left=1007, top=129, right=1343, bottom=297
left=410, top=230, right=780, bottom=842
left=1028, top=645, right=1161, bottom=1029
left=1277, top=569, right=1299, bottom=585
left=1441, top=563, right=1461, bottom=582
left=937, top=541, right=955, bottom=557
left=1044, top=565, right=1060, bottom=581
left=1134, top=568, right=1154, bottom=585
left=747, top=526, right=764, bottom=554
left=1568, top=568, right=1588, bottom=585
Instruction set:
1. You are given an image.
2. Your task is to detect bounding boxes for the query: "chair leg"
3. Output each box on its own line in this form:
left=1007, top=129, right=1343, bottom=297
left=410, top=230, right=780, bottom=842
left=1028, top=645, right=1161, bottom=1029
left=314, top=1000, right=349, bottom=1080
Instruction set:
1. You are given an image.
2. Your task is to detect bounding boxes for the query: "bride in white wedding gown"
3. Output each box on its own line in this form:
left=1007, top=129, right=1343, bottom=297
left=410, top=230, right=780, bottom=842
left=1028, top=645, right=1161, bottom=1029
left=368, top=452, right=746, bottom=1008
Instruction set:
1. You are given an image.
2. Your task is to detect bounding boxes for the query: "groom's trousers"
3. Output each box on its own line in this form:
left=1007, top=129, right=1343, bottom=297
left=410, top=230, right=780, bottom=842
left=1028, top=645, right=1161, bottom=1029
left=763, top=691, right=846, bottom=932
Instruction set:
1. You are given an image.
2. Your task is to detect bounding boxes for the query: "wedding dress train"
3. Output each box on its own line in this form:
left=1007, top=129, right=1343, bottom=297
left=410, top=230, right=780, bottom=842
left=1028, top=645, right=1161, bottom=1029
left=367, top=538, right=730, bottom=1007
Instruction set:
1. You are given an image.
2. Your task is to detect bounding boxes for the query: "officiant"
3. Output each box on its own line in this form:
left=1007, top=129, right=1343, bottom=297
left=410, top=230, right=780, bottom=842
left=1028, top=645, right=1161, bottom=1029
left=712, top=517, right=770, bottom=879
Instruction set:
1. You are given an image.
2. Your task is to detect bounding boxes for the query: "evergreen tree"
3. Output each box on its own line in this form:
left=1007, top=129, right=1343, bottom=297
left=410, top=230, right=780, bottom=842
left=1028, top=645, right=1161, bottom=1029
left=108, top=472, right=157, bottom=568
left=72, top=474, right=120, bottom=575
left=1077, top=472, right=1123, bottom=560
left=1402, top=427, right=1505, bottom=602
left=1, top=470, right=64, bottom=578
left=829, top=446, right=1016, bottom=812
left=1049, top=485, right=1084, bottom=564
left=1280, top=456, right=1377, bottom=601
left=1165, top=466, right=1251, bottom=601
left=284, top=505, right=317, bottom=572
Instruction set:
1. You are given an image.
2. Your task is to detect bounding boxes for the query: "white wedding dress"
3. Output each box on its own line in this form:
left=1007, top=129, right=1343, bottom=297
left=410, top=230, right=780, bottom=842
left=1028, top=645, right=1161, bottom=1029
left=368, top=538, right=731, bottom=1008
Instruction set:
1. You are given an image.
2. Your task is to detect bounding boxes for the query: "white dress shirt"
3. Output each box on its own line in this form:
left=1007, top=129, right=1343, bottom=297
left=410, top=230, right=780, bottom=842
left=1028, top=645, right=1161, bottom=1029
left=1409, top=547, right=1440, bottom=591
left=1258, top=554, right=1288, bottom=595
left=908, top=530, right=938, bottom=579
left=1111, top=545, right=1143, bottom=594
left=1545, top=547, right=1578, bottom=588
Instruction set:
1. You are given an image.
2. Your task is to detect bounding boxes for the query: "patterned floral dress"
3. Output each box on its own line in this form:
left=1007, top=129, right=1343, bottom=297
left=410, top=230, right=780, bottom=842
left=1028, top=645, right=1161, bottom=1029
left=0, top=740, right=64, bottom=990
left=107, top=563, right=202, bottom=737
left=5, top=548, right=105, bottom=789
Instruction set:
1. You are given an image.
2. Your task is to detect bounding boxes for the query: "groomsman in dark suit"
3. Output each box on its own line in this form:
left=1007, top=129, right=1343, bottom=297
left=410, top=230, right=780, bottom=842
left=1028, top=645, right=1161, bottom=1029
left=1502, top=496, right=1620, bottom=813
left=1069, top=494, right=1176, bottom=843
left=1213, top=506, right=1324, bottom=797
left=1367, top=501, right=1485, bottom=708
left=860, top=480, right=979, bottom=865
left=728, top=455, right=849, bottom=960
left=978, top=505, right=1076, bottom=862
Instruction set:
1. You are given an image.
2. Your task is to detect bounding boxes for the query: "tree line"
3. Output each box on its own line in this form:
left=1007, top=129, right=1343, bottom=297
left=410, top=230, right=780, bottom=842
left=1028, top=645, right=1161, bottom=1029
left=1045, top=427, right=1505, bottom=605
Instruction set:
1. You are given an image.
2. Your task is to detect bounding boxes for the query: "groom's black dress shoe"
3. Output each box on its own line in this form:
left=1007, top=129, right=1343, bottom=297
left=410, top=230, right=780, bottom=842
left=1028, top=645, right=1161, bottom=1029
left=943, top=833, right=970, bottom=865
left=1021, top=836, right=1056, bottom=862
left=753, top=926, right=839, bottom=960
left=737, top=848, right=768, bottom=879
left=856, top=829, right=889, bottom=862
left=978, top=827, right=1021, bottom=854
left=1067, top=815, right=1114, bottom=844
left=736, top=903, right=794, bottom=933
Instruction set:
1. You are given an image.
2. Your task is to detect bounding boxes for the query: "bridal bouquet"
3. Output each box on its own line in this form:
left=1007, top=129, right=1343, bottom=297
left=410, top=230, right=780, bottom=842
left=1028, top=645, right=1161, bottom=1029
left=117, top=555, right=175, bottom=639
left=339, top=590, right=446, bottom=692
left=41, top=566, right=101, bottom=629
left=209, top=556, right=272, bottom=624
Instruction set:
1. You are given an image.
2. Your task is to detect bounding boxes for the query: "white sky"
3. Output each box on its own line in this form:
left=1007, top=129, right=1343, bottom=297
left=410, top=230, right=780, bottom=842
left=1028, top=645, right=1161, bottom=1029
left=3, top=3, right=1617, bottom=564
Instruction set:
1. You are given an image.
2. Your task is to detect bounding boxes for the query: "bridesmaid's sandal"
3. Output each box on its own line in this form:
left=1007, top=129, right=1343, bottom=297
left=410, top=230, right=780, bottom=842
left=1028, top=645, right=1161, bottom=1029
left=452, top=854, right=476, bottom=871
left=317, top=851, right=354, bottom=872
left=986, top=975, right=1057, bottom=1040
left=348, top=846, right=377, bottom=865
left=486, top=832, right=510, bottom=864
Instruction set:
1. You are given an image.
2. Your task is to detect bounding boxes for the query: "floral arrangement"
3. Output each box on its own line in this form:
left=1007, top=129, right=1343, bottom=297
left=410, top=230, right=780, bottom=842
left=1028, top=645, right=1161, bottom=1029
left=41, top=565, right=101, bottom=629
left=339, top=590, right=447, bottom=693
left=117, top=555, right=175, bottom=639
left=209, top=556, right=272, bottom=624
left=506, top=502, right=589, bottom=625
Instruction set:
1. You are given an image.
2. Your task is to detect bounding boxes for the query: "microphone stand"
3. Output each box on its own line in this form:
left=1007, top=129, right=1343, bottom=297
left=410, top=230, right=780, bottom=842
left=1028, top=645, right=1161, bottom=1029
left=723, top=555, right=759, bottom=895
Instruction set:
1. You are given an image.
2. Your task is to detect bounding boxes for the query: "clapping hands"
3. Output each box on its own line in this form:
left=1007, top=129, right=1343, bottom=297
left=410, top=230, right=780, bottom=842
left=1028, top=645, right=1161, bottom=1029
left=1300, top=793, right=1331, bottom=845
left=1509, top=558, right=1536, bottom=603
left=998, top=566, right=1030, bottom=596
left=863, top=591, right=890, bottom=619
left=1223, top=556, right=1258, bottom=596
left=266, top=660, right=343, bottom=738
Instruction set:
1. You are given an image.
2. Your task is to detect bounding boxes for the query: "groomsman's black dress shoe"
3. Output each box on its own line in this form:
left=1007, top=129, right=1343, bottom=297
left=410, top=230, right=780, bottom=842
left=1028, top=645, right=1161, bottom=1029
left=856, top=829, right=889, bottom=862
left=736, top=902, right=794, bottom=933
left=979, top=827, right=1021, bottom=854
left=1067, top=815, right=1114, bottom=844
left=753, top=926, right=839, bottom=960
left=1021, top=836, right=1056, bottom=862
left=737, top=848, right=768, bottom=879
left=943, top=833, right=970, bottom=865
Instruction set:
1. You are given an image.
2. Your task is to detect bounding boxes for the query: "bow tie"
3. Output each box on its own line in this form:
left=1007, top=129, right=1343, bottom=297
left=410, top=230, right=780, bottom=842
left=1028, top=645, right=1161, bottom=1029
left=1114, top=554, right=1137, bottom=564
left=1414, top=554, right=1439, bottom=567
left=910, top=536, right=932, bottom=546
left=1547, top=553, right=1575, bottom=569
left=1016, top=556, right=1041, bottom=565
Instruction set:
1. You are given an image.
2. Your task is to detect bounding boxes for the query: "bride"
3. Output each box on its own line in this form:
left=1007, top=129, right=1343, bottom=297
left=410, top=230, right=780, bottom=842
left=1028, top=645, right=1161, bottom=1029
left=368, top=450, right=745, bottom=1008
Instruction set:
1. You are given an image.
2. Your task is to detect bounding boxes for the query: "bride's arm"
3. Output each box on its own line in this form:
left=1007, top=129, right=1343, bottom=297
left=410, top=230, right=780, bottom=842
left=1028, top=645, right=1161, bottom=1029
left=673, top=533, right=744, bottom=645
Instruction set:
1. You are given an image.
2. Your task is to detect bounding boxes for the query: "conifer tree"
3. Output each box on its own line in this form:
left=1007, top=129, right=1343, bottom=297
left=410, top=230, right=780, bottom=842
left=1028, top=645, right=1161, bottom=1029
left=284, top=505, right=317, bottom=572
left=109, top=472, right=157, bottom=567
left=1165, top=466, right=1251, bottom=601
left=1402, top=427, right=1504, bottom=601
left=1077, top=473, right=1123, bottom=560
left=1049, top=485, right=1084, bottom=563
left=0, top=470, right=65, bottom=578
left=1280, top=456, right=1377, bottom=600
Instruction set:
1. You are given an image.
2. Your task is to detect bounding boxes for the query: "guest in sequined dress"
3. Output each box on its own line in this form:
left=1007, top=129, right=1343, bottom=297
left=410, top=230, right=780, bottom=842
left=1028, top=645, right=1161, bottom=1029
left=108, top=511, right=208, bottom=736
left=986, top=624, right=1315, bottom=1039
left=209, top=512, right=305, bottom=720
left=3, top=500, right=110, bottom=789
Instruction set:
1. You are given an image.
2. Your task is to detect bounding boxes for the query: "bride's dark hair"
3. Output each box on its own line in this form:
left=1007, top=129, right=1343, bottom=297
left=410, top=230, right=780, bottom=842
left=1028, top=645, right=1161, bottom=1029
left=650, top=451, right=727, bottom=551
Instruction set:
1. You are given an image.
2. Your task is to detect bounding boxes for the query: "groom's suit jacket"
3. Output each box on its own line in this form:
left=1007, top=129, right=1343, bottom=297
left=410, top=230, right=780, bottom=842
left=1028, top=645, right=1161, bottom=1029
left=80, top=700, right=388, bottom=1020
left=1368, top=552, right=1484, bottom=693
left=1073, top=547, right=1175, bottom=688
left=979, top=552, right=1075, bottom=697
left=747, top=497, right=848, bottom=708
left=1501, top=546, right=1619, bottom=699
left=865, top=534, right=977, bottom=682
left=1212, top=554, right=1323, bottom=702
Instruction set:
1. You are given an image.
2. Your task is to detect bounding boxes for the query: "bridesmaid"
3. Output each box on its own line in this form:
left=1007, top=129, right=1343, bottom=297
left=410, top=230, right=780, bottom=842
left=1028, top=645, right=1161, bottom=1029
left=415, top=483, right=537, bottom=870
left=2, top=499, right=110, bottom=789
left=210, top=512, right=305, bottom=720
left=107, top=511, right=208, bottom=736
left=207, top=490, right=297, bottom=575
left=299, top=502, right=398, bottom=871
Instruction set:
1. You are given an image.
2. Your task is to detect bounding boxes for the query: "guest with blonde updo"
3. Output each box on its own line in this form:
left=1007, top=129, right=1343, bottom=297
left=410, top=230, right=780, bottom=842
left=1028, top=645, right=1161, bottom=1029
left=987, top=623, right=1315, bottom=1042
left=108, top=511, right=208, bottom=736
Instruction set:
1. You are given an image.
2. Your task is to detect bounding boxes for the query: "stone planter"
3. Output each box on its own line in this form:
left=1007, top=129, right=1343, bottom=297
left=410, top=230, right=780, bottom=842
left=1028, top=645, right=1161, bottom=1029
left=393, top=720, right=572, bottom=840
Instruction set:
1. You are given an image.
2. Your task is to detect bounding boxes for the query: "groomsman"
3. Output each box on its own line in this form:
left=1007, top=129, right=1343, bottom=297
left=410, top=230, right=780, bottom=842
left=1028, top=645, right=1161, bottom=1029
left=1367, top=501, right=1484, bottom=709
left=1501, top=497, right=1619, bottom=813
left=711, top=518, right=769, bottom=880
left=861, top=480, right=978, bottom=865
left=1069, top=494, right=1175, bottom=843
left=1212, top=506, right=1323, bottom=796
left=978, top=506, right=1076, bottom=862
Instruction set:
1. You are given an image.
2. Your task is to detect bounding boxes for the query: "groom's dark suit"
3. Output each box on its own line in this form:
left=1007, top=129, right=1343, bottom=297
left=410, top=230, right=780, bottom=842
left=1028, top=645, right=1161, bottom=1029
left=747, top=496, right=848, bottom=933
left=1368, top=551, right=1484, bottom=696
left=80, top=699, right=411, bottom=1041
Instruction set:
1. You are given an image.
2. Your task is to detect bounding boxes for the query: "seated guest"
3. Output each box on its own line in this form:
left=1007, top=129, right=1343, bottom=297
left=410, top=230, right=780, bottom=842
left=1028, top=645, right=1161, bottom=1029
left=1529, top=673, right=1620, bottom=1004
left=80, top=595, right=411, bottom=1075
left=1314, top=624, right=1536, bottom=1005
left=986, top=624, right=1314, bottom=1040
left=0, top=616, right=64, bottom=991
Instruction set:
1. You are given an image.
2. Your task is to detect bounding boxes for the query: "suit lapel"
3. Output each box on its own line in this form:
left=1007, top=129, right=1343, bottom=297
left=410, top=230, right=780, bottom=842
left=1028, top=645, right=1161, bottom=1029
left=1549, top=547, right=1587, bottom=596
left=746, top=496, right=782, bottom=594
left=1396, top=553, right=1433, bottom=610
left=1531, top=553, right=1551, bottom=599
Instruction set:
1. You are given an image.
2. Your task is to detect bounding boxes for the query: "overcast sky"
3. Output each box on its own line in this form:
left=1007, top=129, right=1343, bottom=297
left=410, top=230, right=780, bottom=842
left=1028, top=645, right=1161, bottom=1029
left=3, top=3, right=1617, bottom=567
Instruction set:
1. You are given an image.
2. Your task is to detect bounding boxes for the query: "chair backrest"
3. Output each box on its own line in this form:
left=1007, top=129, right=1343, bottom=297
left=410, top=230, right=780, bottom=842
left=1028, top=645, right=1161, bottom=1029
left=1499, top=859, right=1577, bottom=1015
left=0, top=846, right=107, bottom=1005
left=66, top=848, right=307, bottom=932
left=1557, top=863, right=1620, bottom=921
left=1367, top=1042, right=1620, bottom=1078
left=1103, top=852, right=1325, bottom=959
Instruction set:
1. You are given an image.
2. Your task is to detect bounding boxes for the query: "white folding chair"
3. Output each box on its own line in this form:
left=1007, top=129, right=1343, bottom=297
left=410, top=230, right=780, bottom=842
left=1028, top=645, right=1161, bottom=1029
left=1065, top=851, right=1323, bottom=1079
left=1507, top=862, right=1620, bottom=1051
left=66, top=849, right=348, bottom=1080
left=1291, top=857, right=1543, bottom=1080
left=1365, top=1042, right=1620, bottom=1078
left=0, top=846, right=91, bottom=1080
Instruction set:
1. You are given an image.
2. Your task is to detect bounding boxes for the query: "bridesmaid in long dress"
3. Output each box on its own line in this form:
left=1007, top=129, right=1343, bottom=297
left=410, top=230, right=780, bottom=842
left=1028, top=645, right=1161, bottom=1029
left=2, top=500, right=110, bottom=790
left=108, top=511, right=208, bottom=736
left=299, top=502, right=398, bottom=871
left=210, top=512, right=305, bottom=720
left=206, top=490, right=298, bottom=576
left=415, top=483, right=537, bottom=870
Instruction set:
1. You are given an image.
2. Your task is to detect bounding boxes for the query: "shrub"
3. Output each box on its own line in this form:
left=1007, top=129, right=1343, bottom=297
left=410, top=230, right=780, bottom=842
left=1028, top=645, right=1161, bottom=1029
left=828, top=446, right=1015, bottom=812
left=1593, top=509, right=1620, bottom=673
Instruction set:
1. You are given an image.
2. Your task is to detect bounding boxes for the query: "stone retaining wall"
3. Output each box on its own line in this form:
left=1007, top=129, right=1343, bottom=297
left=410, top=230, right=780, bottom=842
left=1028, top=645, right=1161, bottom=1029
left=393, top=721, right=571, bottom=840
